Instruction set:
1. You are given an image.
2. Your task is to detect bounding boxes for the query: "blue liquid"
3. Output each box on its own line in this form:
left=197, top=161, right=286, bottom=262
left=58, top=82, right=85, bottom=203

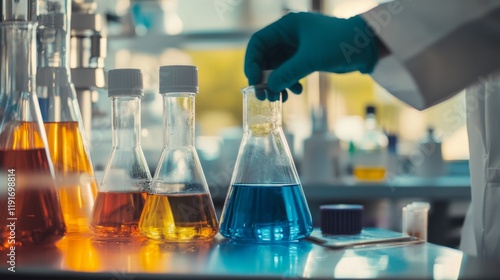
left=220, top=184, right=313, bottom=242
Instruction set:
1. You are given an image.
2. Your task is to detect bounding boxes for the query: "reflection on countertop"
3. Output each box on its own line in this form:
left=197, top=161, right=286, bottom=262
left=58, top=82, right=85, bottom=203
left=2, top=229, right=499, bottom=279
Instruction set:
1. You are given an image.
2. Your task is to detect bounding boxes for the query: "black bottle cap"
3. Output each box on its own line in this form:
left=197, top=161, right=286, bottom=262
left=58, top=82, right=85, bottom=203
left=366, top=105, right=376, bottom=115
left=320, top=204, right=363, bottom=235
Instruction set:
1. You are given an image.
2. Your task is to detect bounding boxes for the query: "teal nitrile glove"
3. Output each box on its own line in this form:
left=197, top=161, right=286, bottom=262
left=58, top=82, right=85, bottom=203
left=244, top=12, right=379, bottom=101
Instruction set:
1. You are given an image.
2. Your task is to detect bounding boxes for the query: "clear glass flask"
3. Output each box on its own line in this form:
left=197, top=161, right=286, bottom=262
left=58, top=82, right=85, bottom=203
left=0, top=15, right=66, bottom=247
left=219, top=71, right=313, bottom=242
left=36, top=0, right=97, bottom=232
left=90, top=69, right=151, bottom=237
left=139, top=65, right=218, bottom=241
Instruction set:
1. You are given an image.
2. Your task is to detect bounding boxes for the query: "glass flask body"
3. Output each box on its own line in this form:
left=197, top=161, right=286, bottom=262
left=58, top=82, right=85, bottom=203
left=36, top=0, right=98, bottom=232
left=90, top=91, right=151, bottom=237
left=139, top=66, right=218, bottom=241
left=0, top=22, right=66, bottom=248
left=219, top=85, right=313, bottom=242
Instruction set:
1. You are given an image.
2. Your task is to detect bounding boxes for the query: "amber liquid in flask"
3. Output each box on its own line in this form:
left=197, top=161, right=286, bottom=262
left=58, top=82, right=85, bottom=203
left=0, top=20, right=66, bottom=247
left=36, top=2, right=98, bottom=232
left=44, top=121, right=98, bottom=232
left=0, top=147, right=66, bottom=248
left=91, top=192, right=147, bottom=236
left=89, top=69, right=151, bottom=238
left=139, top=65, right=218, bottom=241
left=140, top=190, right=218, bottom=240
left=219, top=72, right=313, bottom=242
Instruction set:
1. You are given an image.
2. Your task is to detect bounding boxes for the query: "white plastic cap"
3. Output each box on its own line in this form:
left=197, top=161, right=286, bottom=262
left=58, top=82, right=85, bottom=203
left=108, top=69, right=143, bottom=97
left=159, top=65, right=198, bottom=94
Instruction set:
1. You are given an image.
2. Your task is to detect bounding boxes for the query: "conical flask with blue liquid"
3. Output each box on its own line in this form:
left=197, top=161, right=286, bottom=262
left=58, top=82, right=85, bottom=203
left=219, top=71, right=313, bottom=242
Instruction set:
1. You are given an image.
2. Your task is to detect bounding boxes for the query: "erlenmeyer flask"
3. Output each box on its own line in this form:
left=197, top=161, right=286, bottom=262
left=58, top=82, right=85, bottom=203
left=219, top=71, right=313, bottom=242
left=36, top=0, right=97, bottom=233
left=139, top=65, right=218, bottom=241
left=90, top=69, right=151, bottom=237
left=0, top=19, right=66, bottom=247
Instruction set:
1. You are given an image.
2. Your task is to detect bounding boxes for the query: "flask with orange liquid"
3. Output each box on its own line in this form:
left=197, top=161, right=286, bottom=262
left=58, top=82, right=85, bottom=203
left=90, top=69, right=151, bottom=237
left=0, top=2, right=66, bottom=247
left=36, top=0, right=97, bottom=232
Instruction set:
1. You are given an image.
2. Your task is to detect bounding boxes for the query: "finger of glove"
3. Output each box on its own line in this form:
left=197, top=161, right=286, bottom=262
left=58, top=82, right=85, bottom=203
left=255, top=88, right=267, bottom=101
left=266, top=89, right=280, bottom=102
left=268, top=52, right=312, bottom=93
left=281, top=90, right=289, bottom=102
left=288, top=82, right=303, bottom=94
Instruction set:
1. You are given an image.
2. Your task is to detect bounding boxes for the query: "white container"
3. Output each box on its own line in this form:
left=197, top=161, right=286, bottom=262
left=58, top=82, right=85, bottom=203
left=402, top=202, right=431, bottom=241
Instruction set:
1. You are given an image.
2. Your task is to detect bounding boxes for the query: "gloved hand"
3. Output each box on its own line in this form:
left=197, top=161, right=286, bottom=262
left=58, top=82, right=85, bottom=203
left=244, top=12, right=379, bottom=101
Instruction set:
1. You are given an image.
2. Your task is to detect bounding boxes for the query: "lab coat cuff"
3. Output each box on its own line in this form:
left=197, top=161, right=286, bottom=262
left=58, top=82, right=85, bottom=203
left=370, top=55, right=426, bottom=110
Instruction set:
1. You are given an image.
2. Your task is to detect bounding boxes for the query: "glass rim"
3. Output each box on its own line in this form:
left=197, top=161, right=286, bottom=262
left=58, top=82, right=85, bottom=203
left=241, top=84, right=268, bottom=94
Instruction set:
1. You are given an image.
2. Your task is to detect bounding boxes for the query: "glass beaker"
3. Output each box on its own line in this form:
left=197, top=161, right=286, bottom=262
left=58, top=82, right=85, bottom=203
left=219, top=72, right=313, bottom=242
left=0, top=21, right=66, bottom=247
left=36, top=0, right=98, bottom=233
left=139, top=65, right=218, bottom=241
left=90, top=69, right=151, bottom=237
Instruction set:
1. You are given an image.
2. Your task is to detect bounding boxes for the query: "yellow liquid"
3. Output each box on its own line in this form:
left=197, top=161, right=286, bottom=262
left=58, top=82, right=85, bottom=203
left=45, top=121, right=98, bottom=233
left=353, top=166, right=386, bottom=181
left=139, top=193, right=219, bottom=241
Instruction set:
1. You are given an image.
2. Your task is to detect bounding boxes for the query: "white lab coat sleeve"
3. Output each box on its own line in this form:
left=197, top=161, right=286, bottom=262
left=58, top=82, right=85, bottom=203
left=361, top=0, right=500, bottom=110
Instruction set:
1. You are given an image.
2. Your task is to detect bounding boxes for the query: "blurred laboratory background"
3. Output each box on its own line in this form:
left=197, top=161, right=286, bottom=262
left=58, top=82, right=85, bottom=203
left=84, top=0, right=470, bottom=249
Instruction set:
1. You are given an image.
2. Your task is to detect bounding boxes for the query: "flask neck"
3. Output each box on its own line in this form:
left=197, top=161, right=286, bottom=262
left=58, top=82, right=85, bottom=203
left=1, top=22, right=36, bottom=102
left=365, top=113, right=378, bottom=130
left=111, top=96, right=141, bottom=148
left=243, top=86, right=282, bottom=135
left=0, top=22, right=51, bottom=151
left=162, top=93, right=195, bottom=147
left=37, top=0, right=71, bottom=69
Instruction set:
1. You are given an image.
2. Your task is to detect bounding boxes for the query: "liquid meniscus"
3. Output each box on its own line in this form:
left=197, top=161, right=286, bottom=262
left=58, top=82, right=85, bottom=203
left=220, top=184, right=313, bottom=242
left=90, top=191, right=147, bottom=237
left=139, top=192, right=218, bottom=241
left=44, top=121, right=98, bottom=233
left=0, top=148, right=66, bottom=248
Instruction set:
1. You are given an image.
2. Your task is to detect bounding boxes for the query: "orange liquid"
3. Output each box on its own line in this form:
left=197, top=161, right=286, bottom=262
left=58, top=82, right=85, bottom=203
left=0, top=148, right=67, bottom=248
left=44, top=121, right=97, bottom=233
left=90, top=192, right=147, bottom=237
left=0, top=121, right=44, bottom=150
left=353, top=166, right=386, bottom=181
left=139, top=193, right=219, bottom=241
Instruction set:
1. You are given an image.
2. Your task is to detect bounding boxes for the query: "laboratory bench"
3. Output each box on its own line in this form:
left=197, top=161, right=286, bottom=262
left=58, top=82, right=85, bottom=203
left=1, top=229, right=499, bottom=280
left=302, top=176, right=472, bottom=249
left=207, top=175, right=472, bottom=249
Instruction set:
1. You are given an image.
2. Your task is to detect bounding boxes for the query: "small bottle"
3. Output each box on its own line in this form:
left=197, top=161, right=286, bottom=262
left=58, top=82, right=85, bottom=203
left=219, top=70, right=313, bottom=242
left=0, top=6, right=66, bottom=247
left=353, top=105, right=388, bottom=181
left=139, top=65, right=218, bottom=241
left=413, top=127, right=445, bottom=178
left=402, top=202, right=430, bottom=241
left=90, top=69, right=151, bottom=237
